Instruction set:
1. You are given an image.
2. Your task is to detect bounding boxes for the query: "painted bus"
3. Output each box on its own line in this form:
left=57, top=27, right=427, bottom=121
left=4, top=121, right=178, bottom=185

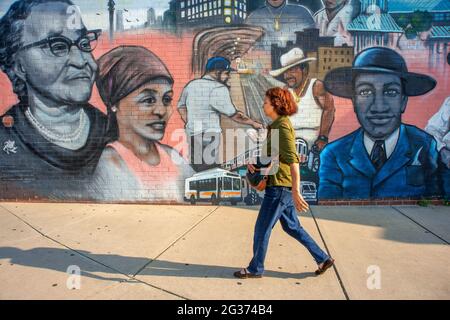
left=184, top=168, right=243, bottom=205
left=301, top=181, right=318, bottom=203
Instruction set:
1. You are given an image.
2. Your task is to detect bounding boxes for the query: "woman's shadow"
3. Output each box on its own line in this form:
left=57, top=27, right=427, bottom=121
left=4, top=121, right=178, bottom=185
left=0, top=247, right=316, bottom=283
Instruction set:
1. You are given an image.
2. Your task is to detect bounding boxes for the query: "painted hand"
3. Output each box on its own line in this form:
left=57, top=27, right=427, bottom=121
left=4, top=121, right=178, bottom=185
left=252, top=122, right=264, bottom=130
left=299, top=154, right=308, bottom=164
left=314, top=140, right=328, bottom=152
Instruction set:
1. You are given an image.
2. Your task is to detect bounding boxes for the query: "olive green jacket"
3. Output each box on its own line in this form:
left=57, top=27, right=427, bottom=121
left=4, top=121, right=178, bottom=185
left=264, top=116, right=300, bottom=187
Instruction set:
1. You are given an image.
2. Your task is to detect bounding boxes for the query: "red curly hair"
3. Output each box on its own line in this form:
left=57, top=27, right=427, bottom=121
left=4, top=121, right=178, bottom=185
left=265, top=87, right=298, bottom=116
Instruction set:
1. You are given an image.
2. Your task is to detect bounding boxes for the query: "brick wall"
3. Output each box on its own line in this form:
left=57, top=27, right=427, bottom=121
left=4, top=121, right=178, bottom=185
left=0, top=0, right=448, bottom=204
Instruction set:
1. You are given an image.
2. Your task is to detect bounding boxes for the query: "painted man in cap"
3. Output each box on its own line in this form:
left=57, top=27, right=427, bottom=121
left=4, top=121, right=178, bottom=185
left=245, top=0, right=316, bottom=51
left=0, top=0, right=113, bottom=200
left=178, top=56, right=264, bottom=172
left=270, top=47, right=336, bottom=154
left=319, top=47, right=440, bottom=199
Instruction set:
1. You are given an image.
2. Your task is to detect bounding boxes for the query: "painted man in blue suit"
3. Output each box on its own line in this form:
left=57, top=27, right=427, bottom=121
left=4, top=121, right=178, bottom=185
left=319, top=47, right=441, bottom=199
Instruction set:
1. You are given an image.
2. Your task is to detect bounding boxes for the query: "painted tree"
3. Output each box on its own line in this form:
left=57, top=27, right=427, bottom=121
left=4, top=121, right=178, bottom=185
left=395, top=10, right=433, bottom=41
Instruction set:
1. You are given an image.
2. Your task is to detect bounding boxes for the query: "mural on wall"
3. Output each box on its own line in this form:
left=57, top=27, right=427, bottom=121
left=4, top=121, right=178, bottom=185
left=0, top=0, right=448, bottom=203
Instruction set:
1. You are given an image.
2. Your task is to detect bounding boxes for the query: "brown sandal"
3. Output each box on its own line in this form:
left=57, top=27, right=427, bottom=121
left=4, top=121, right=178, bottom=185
left=233, top=268, right=263, bottom=279
left=315, top=258, right=335, bottom=275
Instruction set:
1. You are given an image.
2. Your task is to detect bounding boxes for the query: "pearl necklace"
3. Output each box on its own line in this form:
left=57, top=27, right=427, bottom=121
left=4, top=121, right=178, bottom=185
left=25, top=107, right=87, bottom=144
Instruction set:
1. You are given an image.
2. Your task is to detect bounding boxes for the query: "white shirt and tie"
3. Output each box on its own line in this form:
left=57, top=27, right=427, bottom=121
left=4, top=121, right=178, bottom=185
left=364, top=128, right=400, bottom=160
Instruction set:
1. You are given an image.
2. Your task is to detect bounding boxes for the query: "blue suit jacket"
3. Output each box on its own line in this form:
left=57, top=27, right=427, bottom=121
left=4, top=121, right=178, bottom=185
left=319, top=124, right=441, bottom=199
left=440, top=162, right=450, bottom=198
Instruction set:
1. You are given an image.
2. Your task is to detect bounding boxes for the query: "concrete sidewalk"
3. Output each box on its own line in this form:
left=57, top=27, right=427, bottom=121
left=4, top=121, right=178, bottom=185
left=0, top=202, right=448, bottom=300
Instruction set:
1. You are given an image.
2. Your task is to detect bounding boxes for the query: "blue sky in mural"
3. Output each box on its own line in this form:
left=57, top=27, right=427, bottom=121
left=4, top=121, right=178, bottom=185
left=0, top=0, right=170, bottom=29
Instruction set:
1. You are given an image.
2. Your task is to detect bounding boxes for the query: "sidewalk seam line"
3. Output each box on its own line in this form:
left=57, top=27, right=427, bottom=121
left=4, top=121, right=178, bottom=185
left=391, top=206, right=449, bottom=245
left=309, top=207, right=350, bottom=300
left=132, top=206, right=221, bottom=277
left=0, top=204, right=189, bottom=300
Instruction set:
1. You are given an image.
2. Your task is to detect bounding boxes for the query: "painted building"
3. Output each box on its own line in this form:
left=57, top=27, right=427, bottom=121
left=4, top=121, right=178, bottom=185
left=389, top=0, right=450, bottom=56
left=147, top=7, right=156, bottom=26
left=176, top=0, right=248, bottom=27
left=361, top=0, right=388, bottom=13
left=163, top=0, right=177, bottom=31
left=116, top=9, right=124, bottom=32
left=429, top=25, right=450, bottom=58
left=317, top=46, right=354, bottom=80
left=271, top=29, right=354, bottom=80
left=389, top=0, right=450, bottom=27
left=271, top=28, right=337, bottom=76
left=347, top=0, right=403, bottom=52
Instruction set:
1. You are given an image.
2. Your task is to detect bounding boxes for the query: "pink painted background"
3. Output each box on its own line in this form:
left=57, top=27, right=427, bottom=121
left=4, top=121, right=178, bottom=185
left=1, top=30, right=448, bottom=146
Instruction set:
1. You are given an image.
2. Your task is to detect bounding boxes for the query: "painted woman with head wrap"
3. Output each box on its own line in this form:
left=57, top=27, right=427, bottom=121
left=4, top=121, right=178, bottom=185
left=95, top=46, right=194, bottom=202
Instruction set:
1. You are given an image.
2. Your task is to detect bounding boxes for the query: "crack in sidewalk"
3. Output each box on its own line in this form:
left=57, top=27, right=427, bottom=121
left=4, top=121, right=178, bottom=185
left=391, top=206, right=449, bottom=245
left=309, top=207, right=350, bottom=300
left=132, top=206, right=221, bottom=277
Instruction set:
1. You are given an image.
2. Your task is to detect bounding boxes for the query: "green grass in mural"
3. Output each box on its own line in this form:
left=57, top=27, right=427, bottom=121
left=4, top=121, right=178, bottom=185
left=417, top=199, right=432, bottom=207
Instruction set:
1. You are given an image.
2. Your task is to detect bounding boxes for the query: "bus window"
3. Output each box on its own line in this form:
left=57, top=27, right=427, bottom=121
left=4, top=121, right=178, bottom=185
left=207, top=178, right=216, bottom=191
left=189, top=181, right=197, bottom=190
left=199, top=179, right=212, bottom=192
left=233, top=178, right=241, bottom=191
left=223, top=177, right=232, bottom=190
left=198, top=180, right=205, bottom=192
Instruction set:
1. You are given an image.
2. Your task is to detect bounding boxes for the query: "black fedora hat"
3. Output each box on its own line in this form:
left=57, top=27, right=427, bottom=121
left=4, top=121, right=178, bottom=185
left=324, top=47, right=437, bottom=99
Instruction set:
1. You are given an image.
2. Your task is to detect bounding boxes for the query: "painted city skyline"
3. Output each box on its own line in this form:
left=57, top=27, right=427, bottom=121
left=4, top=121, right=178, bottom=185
left=0, top=0, right=169, bottom=30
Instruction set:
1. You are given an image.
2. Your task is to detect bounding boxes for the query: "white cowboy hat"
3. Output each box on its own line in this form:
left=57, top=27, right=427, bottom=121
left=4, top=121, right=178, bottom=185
left=269, top=48, right=317, bottom=77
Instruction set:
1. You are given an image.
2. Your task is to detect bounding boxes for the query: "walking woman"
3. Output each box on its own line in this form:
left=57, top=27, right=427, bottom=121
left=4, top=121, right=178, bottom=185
left=234, top=88, right=334, bottom=278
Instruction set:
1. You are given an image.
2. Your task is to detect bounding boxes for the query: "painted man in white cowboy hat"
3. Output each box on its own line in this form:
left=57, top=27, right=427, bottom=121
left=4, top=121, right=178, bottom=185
left=319, top=47, right=441, bottom=200
left=270, top=47, right=336, bottom=153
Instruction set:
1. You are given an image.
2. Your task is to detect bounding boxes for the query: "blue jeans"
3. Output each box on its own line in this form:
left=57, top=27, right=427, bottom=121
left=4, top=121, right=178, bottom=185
left=247, top=186, right=329, bottom=275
